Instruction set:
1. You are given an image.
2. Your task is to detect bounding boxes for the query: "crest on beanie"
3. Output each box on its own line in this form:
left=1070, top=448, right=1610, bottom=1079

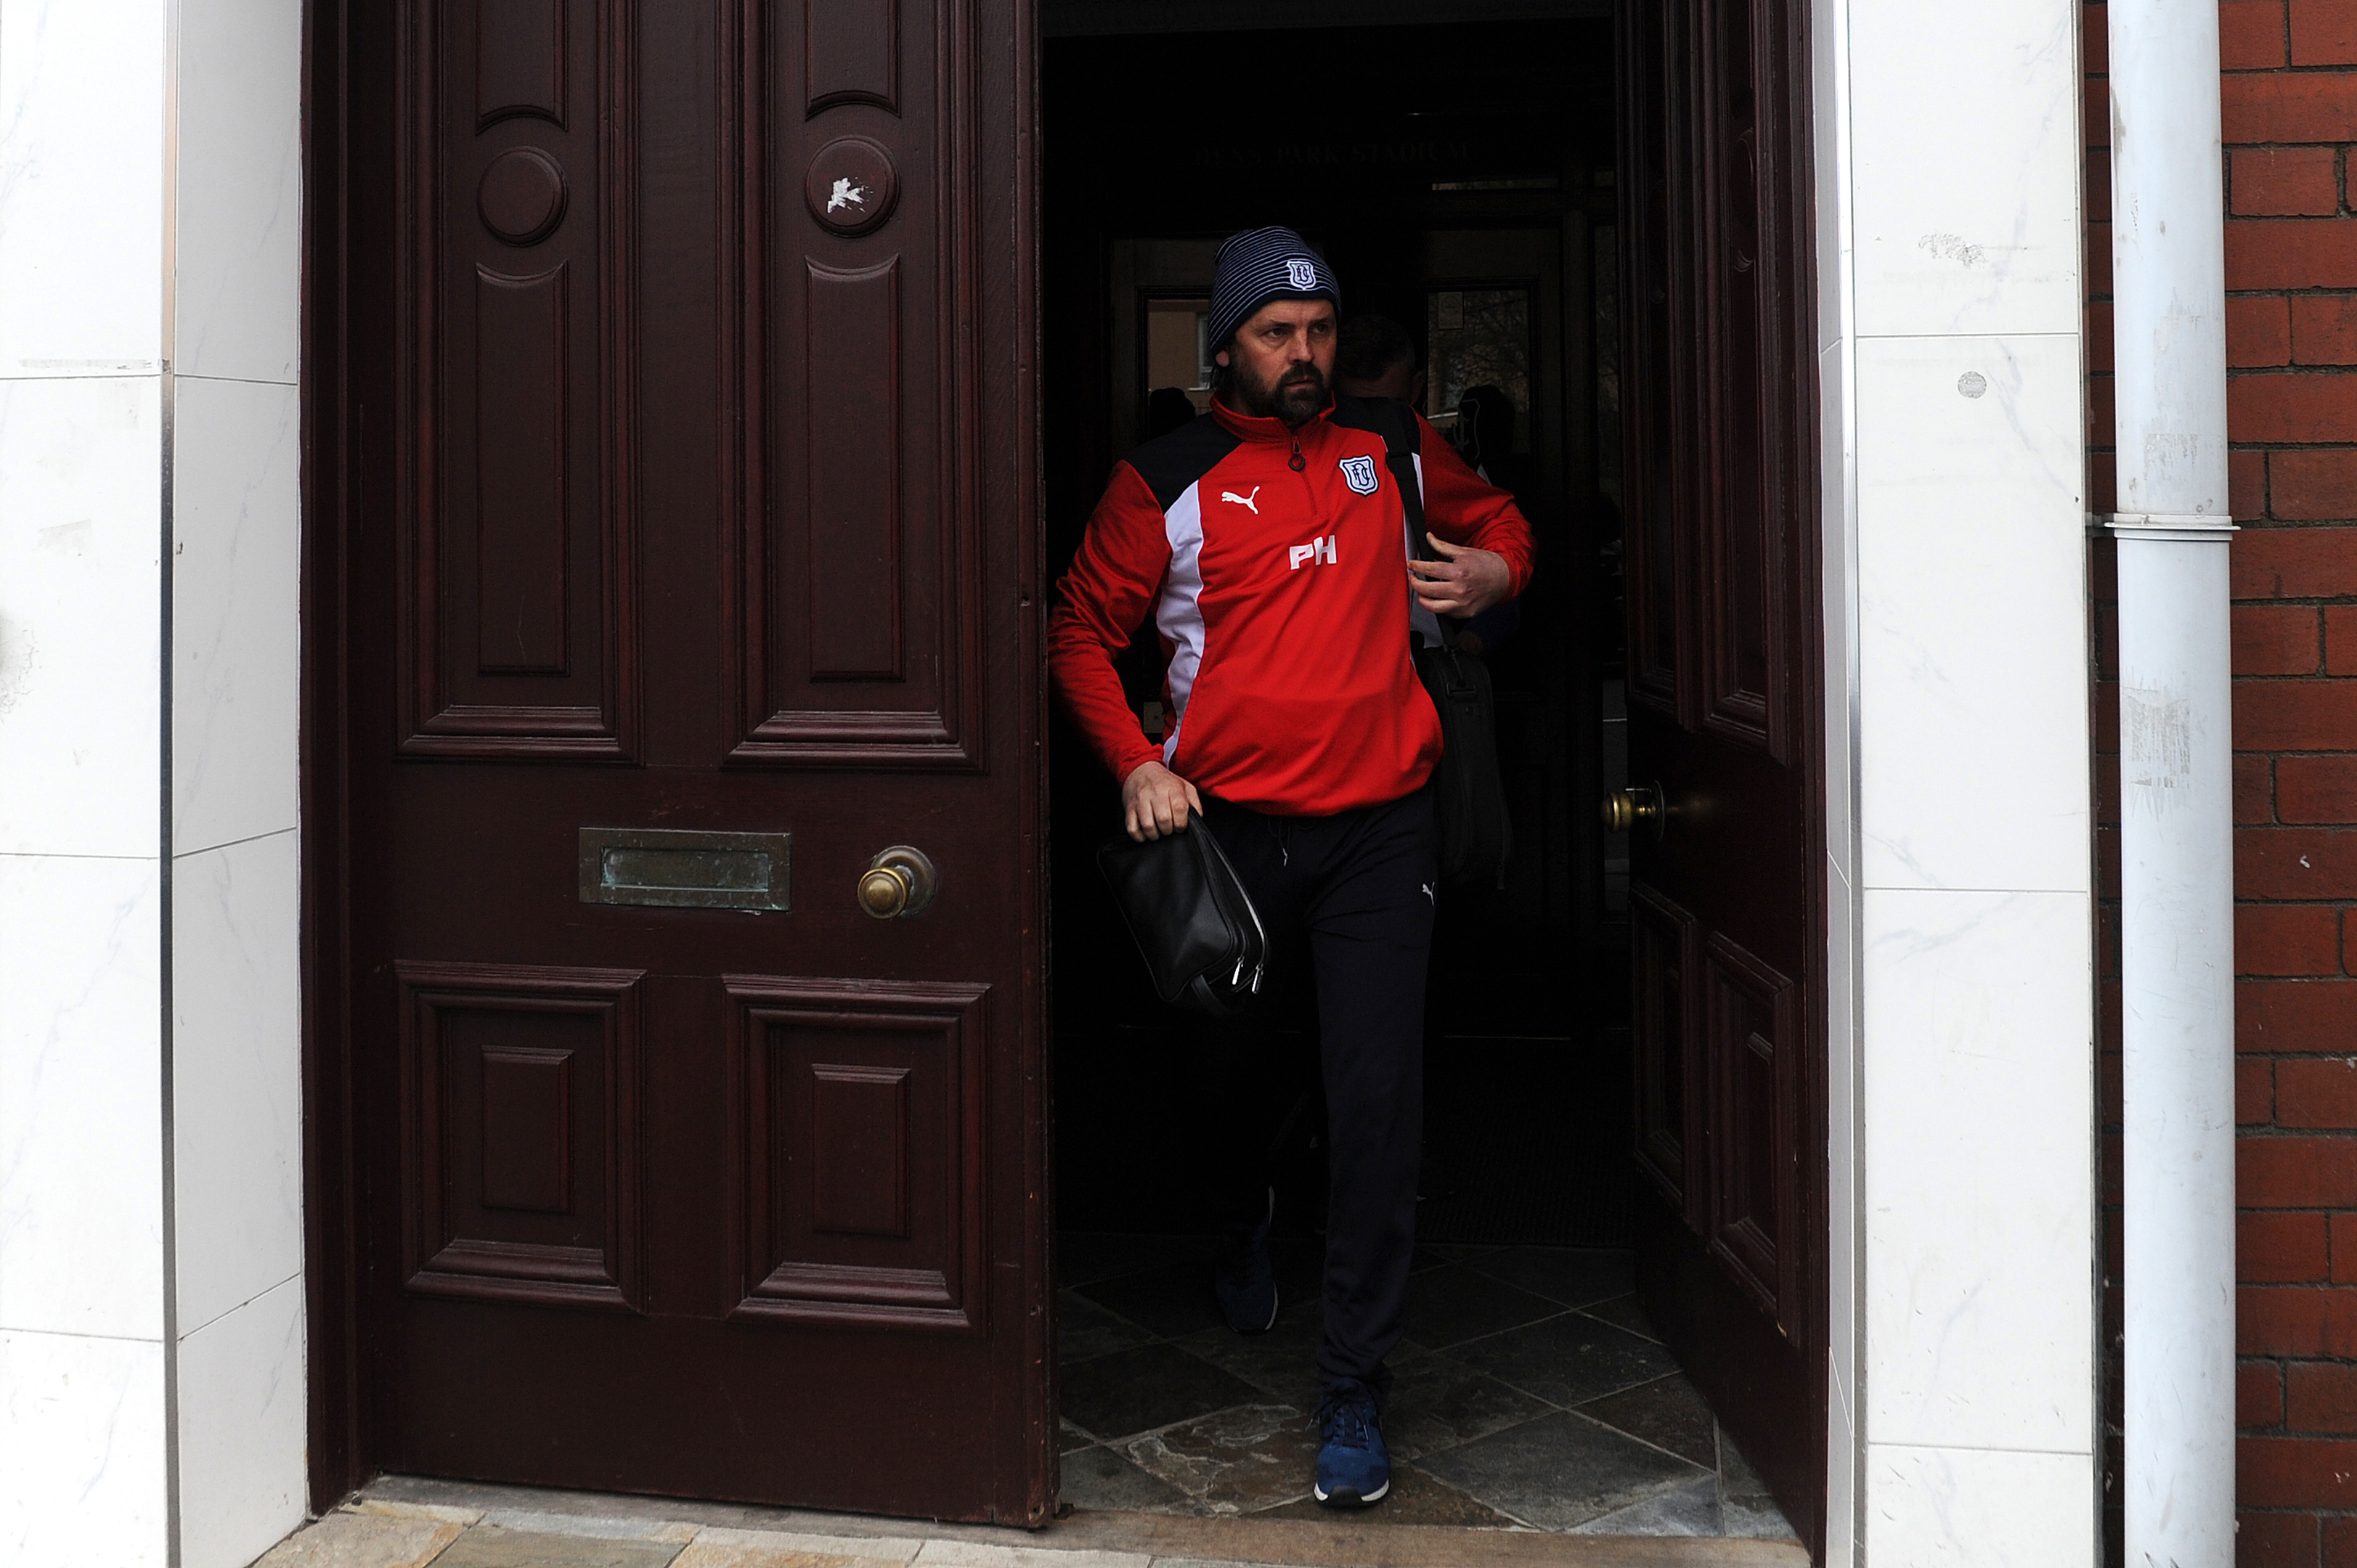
left=1285, top=258, right=1318, bottom=291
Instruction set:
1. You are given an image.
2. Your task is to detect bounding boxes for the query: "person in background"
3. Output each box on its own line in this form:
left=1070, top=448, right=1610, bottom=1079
left=1145, top=385, right=1199, bottom=441
left=1334, top=313, right=1425, bottom=407
left=1335, top=319, right=1524, bottom=658
left=1445, top=385, right=1528, bottom=656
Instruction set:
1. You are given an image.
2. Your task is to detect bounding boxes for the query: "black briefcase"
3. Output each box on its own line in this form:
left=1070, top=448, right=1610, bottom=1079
left=1096, top=812, right=1268, bottom=1022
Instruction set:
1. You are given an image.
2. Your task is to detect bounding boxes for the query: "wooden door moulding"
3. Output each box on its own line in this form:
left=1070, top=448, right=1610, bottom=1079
left=721, top=0, right=988, bottom=770
left=1690, top=0, right=1799, bottom=764
left=725, top=975, right=992, bottom=1334
left=1698, top=930, right=1801, bottom=1334
left=396, top=960, right=646, bottom=1312
left=1629, top=877, right=1701, bottom=1220
left=1616, top=0, right=1700, bottom=727
left=395, top=0, right=640, bottom=759
left=805, top=0, right=902, bottom=116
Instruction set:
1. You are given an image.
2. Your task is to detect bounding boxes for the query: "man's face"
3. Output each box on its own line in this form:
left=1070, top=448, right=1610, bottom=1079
left=1217, top=299, right=1336, bottom=427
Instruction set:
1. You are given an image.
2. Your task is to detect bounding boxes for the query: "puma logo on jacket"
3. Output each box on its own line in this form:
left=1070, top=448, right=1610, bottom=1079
left=1048, top=396, right=1536, bottom=817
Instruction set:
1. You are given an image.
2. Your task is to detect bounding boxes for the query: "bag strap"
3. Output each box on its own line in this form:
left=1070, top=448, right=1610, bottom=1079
left=1366, top=397, right=1433, bottom=563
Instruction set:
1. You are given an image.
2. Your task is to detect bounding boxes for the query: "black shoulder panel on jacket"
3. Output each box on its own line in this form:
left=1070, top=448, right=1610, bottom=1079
left=1123, top=415, right=1244, bottom=513
left=1330, top=396, right=1421, bottom=454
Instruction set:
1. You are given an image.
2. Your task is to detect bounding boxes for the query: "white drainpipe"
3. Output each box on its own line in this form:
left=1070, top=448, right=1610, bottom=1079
left=2108, top=0, right=2236, bottom=1563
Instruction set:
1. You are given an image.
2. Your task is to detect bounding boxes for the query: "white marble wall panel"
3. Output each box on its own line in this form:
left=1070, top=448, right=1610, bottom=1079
left=2, top=1, right=308, bottom=1563
left=0, top=0, right=166, bottom=375
left=1865, top=888, right=2093, bottom=1451
left=0, top=855, right=163, bottom=1339
left=175, top=0, right=302, bottom=383
left=173, top=376, right=300, bottom=853
left=1867, top=1443, right=2095, bottom=1567
left=0, top=1329, right=168, bottom=1568
left=0, top=377, right=163, bottom=857
left=1857, top=335, right=2091, bottom=894
left=1847, top=0, right=2083, bottom=338
left=172, top=830, right=301, bottom=1334
left=176, top=1275, right=306, bottom=1568
left=1831, top=0, right=2096, bottom=1553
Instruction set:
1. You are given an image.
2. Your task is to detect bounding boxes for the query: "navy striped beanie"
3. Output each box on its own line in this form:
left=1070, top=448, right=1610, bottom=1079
left=1208, top=226, right=1340, bottom=350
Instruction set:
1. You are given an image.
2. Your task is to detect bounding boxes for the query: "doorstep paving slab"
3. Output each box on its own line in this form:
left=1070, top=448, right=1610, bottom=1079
left=685, top=1528, right=921, bottom=1561
left=683, top=1537, right=900, bottom=1565
left=909, top=1543, right=1152, bottom=1568
left=430, top=1528, right=685, bottom=1568
left=351, top=1501, right=487, bottom=1526
left=480, top=1514, right=699, bottom=1543
left=252, top=1511, right=466, bottom=1568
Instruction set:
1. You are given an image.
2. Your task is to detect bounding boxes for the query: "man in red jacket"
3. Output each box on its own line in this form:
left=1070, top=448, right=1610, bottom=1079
left=1049, top=227, right=1534, bottom=1508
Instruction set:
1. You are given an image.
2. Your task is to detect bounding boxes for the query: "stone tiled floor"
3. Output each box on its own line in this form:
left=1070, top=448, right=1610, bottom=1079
left=1054, top=1233, right=1798, bottom=1538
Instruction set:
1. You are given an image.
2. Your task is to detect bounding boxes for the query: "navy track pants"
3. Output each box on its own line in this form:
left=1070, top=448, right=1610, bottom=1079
left=1190, top=780, right=1438, bottom=1403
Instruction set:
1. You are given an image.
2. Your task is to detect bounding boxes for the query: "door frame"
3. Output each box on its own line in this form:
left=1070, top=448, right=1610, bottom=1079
left=300, top=0, right=365, bottom=1508
left=298, top=0, right=1836, bottom=1536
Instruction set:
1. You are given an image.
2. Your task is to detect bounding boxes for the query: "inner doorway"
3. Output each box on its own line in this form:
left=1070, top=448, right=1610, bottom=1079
left=1042, top=2, right=1824, bottom=1547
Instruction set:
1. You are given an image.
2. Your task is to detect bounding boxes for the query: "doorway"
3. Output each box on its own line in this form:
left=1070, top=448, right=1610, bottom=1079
left=301, top=0, right=1825, bottom=1548
left=1041, top=4, right=1823, bottom=1545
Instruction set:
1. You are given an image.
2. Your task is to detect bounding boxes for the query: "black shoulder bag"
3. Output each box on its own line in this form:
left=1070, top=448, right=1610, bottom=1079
left=1368, top=399, right=1515, bottom=889
left=1096, top=811, right=1269, bottom=1022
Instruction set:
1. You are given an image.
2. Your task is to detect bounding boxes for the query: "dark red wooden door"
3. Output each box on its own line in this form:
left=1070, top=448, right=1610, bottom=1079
left=331, top=0, right=1046, bottom=1521
left=1617, top=0, right=1827, bottom=1549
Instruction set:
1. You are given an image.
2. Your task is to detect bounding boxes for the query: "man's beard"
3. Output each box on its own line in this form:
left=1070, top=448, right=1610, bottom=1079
left=1232, top=357, right=1330, bottom=427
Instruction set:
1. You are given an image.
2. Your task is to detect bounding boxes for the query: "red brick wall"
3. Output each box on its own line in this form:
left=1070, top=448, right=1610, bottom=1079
left=2091, top=4, right=2357, bottom=1562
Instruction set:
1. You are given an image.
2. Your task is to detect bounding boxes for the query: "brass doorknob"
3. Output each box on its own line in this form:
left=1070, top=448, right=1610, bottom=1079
left=1601, top=785, right=1665, bottom=836
left=857, top=846, right=938, bottom=919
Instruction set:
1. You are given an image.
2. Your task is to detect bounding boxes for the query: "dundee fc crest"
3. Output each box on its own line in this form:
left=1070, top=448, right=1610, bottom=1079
left=1339, top=454, right=1380, bottom=495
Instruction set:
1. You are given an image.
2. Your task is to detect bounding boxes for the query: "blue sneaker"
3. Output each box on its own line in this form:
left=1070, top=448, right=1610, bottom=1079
left=1314, top=1380, right=1391, bottom=1508
left=1213, top=1188, right=1277, bottom=1334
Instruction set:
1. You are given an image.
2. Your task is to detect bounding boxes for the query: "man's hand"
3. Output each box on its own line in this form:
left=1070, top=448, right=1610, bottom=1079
left=1408, top=534, right=1511, bottom=618
left=1121, top=760, right=1204, bottom=842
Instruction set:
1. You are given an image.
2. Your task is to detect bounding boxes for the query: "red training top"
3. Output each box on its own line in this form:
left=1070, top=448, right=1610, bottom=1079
left=1048, top=396, right=1536, bottom=817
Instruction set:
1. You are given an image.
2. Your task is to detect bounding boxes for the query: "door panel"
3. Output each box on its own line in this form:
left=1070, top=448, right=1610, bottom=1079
left=1618, top=0, right=1825, bottom=1551
left=335, top=0, right=1045, bottom=1522
left=398, top=962, right=644, bottom=1311
left=400, top=0, right=635, bottom=756
left=726, top=976, right=990, bottom=1332
left=1699, top=932, right=1799, bottom=1332
left=730, top=0, right=984, bottom=764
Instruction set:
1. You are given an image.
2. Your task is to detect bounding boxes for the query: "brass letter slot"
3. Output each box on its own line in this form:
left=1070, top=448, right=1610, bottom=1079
left=577, top=828, right=792, bottom=912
